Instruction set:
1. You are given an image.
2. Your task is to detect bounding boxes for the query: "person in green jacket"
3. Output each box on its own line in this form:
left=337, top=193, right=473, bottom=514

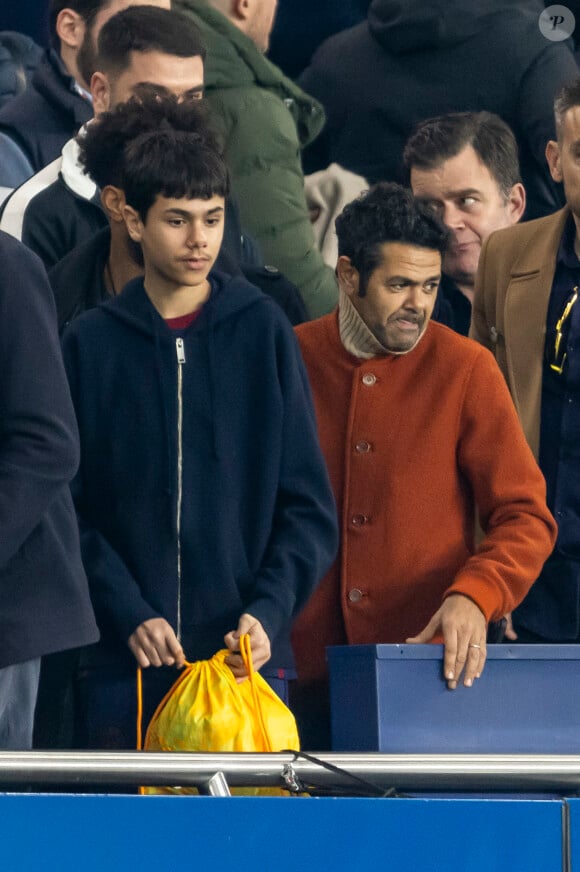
left=173, top=0, right=338, bottom=318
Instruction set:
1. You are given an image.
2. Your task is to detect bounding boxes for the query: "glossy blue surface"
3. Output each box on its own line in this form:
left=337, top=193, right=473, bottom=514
left=0, top=794, right=563, bottom=872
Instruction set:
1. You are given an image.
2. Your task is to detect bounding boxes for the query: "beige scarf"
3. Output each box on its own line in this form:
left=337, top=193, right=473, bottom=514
left=338, top=288, right=427, bottom=359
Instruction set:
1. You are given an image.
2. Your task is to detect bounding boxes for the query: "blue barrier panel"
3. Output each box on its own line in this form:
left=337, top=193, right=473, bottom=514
left=566, top=798, right=580, bottom=870
left=0, top=795, right=563, bottom=872
left=328, top=644, right=580, bottom=753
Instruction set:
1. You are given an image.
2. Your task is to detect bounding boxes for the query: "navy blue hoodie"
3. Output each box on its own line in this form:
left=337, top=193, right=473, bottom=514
left=62, top=272, right=338, bottom=671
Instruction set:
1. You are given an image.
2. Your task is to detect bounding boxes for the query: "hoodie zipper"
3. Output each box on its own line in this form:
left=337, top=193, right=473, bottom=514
left=175, top=337, right=186, bottom=642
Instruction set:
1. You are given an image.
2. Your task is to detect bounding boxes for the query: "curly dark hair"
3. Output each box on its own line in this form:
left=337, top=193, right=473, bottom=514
left=78, top=87, right=219, bottom=192
left=335, top=182, right=449, bottom=295
left=122, top=126, right=229, bottom=221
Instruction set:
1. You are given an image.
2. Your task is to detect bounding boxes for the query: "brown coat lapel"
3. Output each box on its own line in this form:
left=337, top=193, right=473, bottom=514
left=504, top=209, right=568, bottom=456
left=477, top=208, right=569, bottom=458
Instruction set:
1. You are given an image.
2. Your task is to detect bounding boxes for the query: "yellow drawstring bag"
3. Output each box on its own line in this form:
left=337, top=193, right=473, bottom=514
left=140, top=634, right=299, bottom=795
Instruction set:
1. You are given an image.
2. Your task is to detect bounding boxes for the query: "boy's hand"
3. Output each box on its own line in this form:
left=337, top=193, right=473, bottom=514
left=224, top=613, right=271, bottom=680
left=128, top=617, right=185, bottom=668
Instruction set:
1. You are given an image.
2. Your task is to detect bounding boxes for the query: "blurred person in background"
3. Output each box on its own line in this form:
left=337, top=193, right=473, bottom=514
left=405, top=111, right=526, bottom=335
left=0, top=0, right=168, bottom=189
left=300, top=0, right=577, bottom=221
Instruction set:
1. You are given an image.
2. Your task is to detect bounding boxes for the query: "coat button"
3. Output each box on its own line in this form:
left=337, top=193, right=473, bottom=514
left=348, top=588, right=364, bottom=603
left=362, top=373, right=377, bottom=386
left=351, top=514, right=369, bottom=526
left=355, top=440, right=371, bottom=453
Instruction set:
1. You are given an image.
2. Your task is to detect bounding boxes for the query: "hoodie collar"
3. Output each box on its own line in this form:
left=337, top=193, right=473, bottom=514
left=101, top=270, right=266, bottom=336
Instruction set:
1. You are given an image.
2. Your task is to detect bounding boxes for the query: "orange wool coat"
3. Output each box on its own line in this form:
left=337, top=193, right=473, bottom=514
left=292, top=313, right=557, bottom=684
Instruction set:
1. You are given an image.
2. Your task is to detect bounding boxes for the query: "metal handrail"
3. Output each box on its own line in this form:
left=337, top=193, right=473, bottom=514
left=0, top=752, right=579, bottom=793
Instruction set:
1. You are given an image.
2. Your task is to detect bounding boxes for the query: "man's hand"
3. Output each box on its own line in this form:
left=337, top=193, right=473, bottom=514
left=224, top=613, right=271, bottom=681
left=406, top=594, right=487, bottom=690
left=128, top=617, right=185, bottom=669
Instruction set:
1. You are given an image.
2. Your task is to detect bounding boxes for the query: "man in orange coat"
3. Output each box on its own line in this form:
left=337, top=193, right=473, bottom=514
left=291, top=182, right=557, bottom=749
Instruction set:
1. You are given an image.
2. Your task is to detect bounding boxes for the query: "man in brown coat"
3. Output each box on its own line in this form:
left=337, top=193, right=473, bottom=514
left=470, top=76, right=580, bottom=646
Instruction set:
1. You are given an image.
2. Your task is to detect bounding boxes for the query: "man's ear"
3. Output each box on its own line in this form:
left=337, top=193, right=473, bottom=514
left=546, top=140, right=563, bottom=183
left=506, top=182, right=526, bottom=225
left=91, top=71, right=111, bottom=115
left=337, top=255, right=360, bottom=298
left=123, top=204, right=143, bottom=243
left=231, top=0, right=252, bottom=24
left=55, top=8, right=85, bottom=49
left=101, top=186, right=126, bottom=223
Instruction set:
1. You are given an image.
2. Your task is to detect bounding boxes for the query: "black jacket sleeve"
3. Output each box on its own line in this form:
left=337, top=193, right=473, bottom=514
left=0, top=230, right=80, bottom=567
